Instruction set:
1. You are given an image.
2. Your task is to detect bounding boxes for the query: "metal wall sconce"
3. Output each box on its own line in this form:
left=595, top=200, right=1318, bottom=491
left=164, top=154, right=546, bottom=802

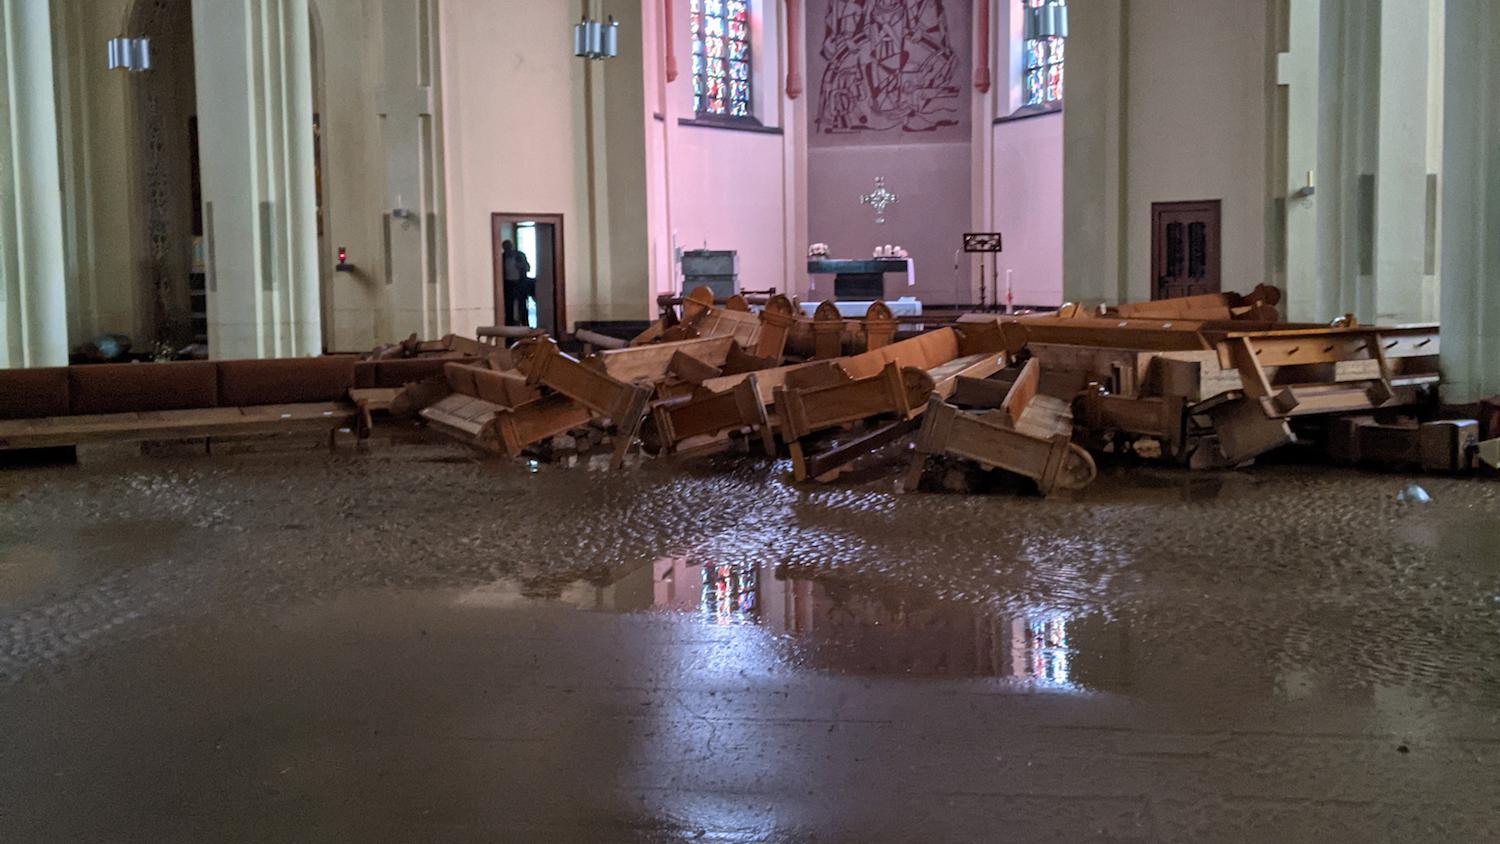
left=1022, top=1, right=1068, bottom=41
left=573, top=14, right=619, bottom=61
left=335, top=247, right=355, bottom=273
left=107, top=36, right=152, bottom=73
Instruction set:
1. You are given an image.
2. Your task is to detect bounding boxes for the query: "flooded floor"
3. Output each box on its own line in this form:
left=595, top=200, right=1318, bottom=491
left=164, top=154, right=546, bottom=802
left=1, top=437, right=1498, bottom=841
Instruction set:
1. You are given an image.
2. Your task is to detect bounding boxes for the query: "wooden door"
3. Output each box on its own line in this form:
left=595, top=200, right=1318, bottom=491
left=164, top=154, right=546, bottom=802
left=1151, top=200, right=1221, bottom=300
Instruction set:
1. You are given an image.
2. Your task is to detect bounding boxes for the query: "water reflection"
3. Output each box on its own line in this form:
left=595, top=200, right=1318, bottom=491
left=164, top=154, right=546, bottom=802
left=582, top=557, right=1124, bottom=690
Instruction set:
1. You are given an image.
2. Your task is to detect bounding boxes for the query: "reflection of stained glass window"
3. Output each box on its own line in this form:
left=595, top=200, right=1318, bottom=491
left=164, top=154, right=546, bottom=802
left=1023, top=0, right=1066, bottom=107
left=700, top=563, right=759, bottom=624
left=691, top=0, right=753, bottom=118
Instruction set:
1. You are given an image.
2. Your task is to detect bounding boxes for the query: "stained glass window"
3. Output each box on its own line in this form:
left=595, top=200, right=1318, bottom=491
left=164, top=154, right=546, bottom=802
left=691, top=0, right=752, bottom=118
left=1023, top=0, right=1066, bottom=107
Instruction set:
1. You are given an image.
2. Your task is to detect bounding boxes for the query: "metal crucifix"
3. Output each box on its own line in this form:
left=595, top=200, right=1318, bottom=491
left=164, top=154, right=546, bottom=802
left=860, top=177, right=899, bottom=225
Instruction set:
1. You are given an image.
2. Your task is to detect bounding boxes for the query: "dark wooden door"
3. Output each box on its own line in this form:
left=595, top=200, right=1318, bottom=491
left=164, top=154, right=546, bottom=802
left=1151, top=200, right=1221, bottom=300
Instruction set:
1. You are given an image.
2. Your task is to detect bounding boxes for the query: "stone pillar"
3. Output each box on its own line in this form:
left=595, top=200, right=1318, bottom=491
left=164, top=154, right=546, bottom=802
left=1372, top=0, right=1434, bottom=326
left=379, top=0, right=448, bottom=342
left=1061, top=0, right=1127, bottom=307
left=0, top=0, right=69, bottom=368
left=191, top=0, right=321, bottom=359
left=1439, top=0, right=1500, bottom=402
left=1275, top=0, right=1320, bottom=323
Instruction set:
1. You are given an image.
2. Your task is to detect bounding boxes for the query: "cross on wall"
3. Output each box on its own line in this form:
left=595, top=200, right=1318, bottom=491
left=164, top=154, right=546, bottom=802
left=860, top=177, right=899, bottom=225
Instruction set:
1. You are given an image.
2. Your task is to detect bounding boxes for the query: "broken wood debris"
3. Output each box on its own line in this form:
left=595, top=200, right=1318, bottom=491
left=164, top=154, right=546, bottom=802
left=387, top=285, right=1478, bottom=495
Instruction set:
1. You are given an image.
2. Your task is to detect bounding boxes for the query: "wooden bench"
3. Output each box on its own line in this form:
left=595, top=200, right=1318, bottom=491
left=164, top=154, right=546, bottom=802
left=0, top=357, right=385, bottom=453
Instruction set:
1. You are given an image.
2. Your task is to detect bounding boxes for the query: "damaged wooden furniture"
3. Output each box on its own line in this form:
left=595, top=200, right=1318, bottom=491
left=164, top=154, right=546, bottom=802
left=773, top=326, right=1009, bottom=481
left=904, top=359, right=1097, bottom=496
left=632, top=288, right=796, bottom=359
left=641, top=324, right=1006, bottom=463
left=415, top=363, right=546, bottom=453
left=648, top=374, right=775, bottom=455
left=1328, top=417, right=1480, bottom=472
left=516, top=339, right=653, bottom=468
left=967, top=306, right=1441, bottom=466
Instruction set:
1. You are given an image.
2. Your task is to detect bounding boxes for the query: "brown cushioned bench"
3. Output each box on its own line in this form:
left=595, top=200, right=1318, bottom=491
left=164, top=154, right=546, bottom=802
left=0, top=355, right=461, bottom=452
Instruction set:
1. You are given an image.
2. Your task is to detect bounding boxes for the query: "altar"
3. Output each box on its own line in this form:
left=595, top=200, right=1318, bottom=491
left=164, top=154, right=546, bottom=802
left=806, top=258, right=916, bottom=301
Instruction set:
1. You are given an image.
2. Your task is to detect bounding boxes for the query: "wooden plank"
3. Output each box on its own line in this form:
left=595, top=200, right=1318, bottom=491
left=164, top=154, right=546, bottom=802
left=651, top=375, right=773, bottom=455
left=950, top=375, right=1014, bottom=409
left=1208, top=397, right=1295, bottom=463
left=0, top=405, right=358, bottom=450
left=668, top=350, right=724, bottom=385
left=905, top=398, right=1095, bottom=496
left=999, top=359, right=1040, bottom=428
left=778, top=362, right=930, bottom=443
left=804, top=417, right=920, bottom=481
left=591, top=336, right=735, bottom=383
left=752, top=296, right=797, bottom=360
left=492, top=395, right=595, bottom=457
left=518, top=339, right=653, bottom=466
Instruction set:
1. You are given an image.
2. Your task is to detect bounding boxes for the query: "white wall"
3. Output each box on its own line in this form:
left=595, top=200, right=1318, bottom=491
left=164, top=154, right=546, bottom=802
left=1122, top=0, right=1270, bottom=299
left=440, top=0, right=591, bottom=333
left=1065, top=0, right=1271, bottom=304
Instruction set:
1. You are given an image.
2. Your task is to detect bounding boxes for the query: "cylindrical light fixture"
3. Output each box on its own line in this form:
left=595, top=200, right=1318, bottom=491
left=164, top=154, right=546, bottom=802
left=1024, top=2, right=1068, bottom=41
left=601, top=16, right=619, bottom=59
left=106, top=35, right=152, bottom=72
left=131, top=37, right=152, bottom=71
left=574, top=17, right=591, bottom=57
left=573, top=5, right=622, bottom=61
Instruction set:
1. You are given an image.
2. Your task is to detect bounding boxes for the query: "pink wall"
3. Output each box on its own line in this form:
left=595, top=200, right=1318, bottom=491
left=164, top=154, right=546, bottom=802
left=643, top=0, right=800, bottom=301
left=636, top=0, right=1063, bottom=311
left=991, top=111, right=1063, bottom=307
left=805, top=0, right=974, bottom=304
left=807, top=144, right=973, bottom=302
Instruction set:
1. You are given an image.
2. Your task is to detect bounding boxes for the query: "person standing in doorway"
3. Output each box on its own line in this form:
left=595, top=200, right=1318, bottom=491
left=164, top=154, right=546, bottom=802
left=501, top=239, right=531, bottom=327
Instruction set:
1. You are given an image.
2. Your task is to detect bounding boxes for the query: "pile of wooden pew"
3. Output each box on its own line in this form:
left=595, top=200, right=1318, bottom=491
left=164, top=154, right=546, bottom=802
left=393, top=285, right=1497, bottom=494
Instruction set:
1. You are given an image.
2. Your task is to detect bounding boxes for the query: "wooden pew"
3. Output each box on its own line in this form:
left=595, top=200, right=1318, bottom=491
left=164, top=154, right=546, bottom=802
left=904, top=359, right=1097, bottom=496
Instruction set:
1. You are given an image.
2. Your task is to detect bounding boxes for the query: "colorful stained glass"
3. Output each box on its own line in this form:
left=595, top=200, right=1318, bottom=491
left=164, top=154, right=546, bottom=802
left=1023, top=0, right=1066, bottom=106
left=692, top=0, right=753, bottom=117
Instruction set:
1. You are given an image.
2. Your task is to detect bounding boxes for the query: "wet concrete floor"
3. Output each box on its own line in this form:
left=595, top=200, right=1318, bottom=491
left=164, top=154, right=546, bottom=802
left=1, top=437, right=1498, bottom=841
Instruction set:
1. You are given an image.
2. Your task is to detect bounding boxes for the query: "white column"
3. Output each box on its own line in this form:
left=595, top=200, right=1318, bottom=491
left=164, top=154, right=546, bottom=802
left=192, top=0, right=321, bottom=359
left=1276, top=0, right=1320, bottom=323
left=1061, top=0, right=1127, bottom=307
left=379, top=0, right=448, bottom=342
left=1439, top=0, right=1500, bottom=402
left=1372, top=0, right=1433, bottom=325
left=0, top=0, right=69, bottom=368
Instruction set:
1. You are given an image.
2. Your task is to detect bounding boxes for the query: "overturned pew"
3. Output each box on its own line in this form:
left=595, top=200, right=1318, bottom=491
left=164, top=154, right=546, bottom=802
left=776, top=326, right=1009, bottom=481
left=633, top=288, right=796, bottom=361
left=904, top=359, right=1098, bottom=496
left=515, top=339, right=653, bottom=469
left=644, top=323, right=1008, bottom=474
left=417, top=362, right=546, bottom=453
left=963, top=308, right=1441, bottom=466
left=589, top=334, right=779, bottom=401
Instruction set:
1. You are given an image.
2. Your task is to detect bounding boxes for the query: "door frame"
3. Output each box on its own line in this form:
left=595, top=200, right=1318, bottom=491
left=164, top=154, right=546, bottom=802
left=491, top=212, right=567, bottom=333
left=1150, top=199, right=1222, bottom=301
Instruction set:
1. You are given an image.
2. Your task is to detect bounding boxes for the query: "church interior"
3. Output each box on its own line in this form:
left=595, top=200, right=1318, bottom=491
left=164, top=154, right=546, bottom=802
left=2, top=0, right=1499, bottom=839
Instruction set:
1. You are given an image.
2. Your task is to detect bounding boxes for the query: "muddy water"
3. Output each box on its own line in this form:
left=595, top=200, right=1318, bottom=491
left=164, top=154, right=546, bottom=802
left=2, top=439, right=1497, bottom=702
left=3, top=439, right=1500, bottom=839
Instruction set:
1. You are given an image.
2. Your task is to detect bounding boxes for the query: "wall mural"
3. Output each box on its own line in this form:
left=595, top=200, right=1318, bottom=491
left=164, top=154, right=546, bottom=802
left=814, top=0, right=962, bottom=134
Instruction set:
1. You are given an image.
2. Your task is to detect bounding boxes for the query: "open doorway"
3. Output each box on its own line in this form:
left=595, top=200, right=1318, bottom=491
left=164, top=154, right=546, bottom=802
left=492, top=213, right=566, bottom=337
